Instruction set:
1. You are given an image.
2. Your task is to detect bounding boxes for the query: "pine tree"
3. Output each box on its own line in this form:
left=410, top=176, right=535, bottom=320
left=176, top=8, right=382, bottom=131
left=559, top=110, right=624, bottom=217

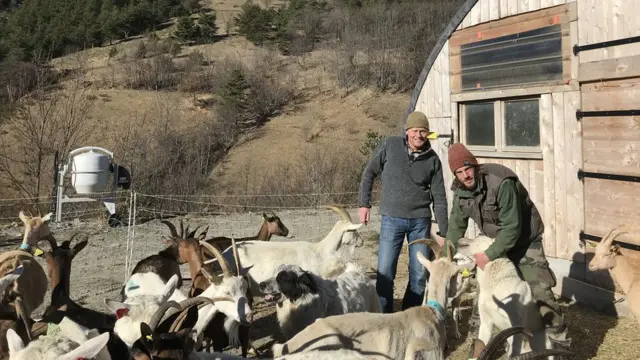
left=197, top=12, right=217, bottom=43
left=173, top=15, right=200, bottom=43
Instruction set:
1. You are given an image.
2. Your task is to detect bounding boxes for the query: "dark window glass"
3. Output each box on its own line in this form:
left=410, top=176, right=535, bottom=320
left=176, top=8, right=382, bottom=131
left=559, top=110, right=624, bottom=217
left=504, top=98, right=540, bottom=147
left=465, top=102, right=495, bottom=146
left=460, top=25, right=563, bottom=91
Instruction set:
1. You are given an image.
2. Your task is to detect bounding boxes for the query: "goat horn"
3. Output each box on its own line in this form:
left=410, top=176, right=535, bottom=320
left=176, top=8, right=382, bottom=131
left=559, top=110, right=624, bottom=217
left=148, top=300, right=182, bottom=331
left=31, top=322, right=48, bottom=338
left=325, top=205, right=352, bottom=223
left=445, top=240, right=455, bottom=262
left=169, top=296, right=235, bottom=332
left=408, top=238, right=442, bottom=259
left=476, top=326, right=532, bottom=360
left=199, top=241, right=231, bottom=277
left=161, top=220, right=179, bottom=238
left=187, top=225, right=200, bottom=239
left=36, top=234, right=58, bottom=251
left=601, top=225, right=630, bottom=247
left=231, top=237, right=241, bottom=276
left=15, top=297, right=32, bottom=342
left=179, top=219, right=185, bottom=239
left=509, top=349, right=577, bottom=360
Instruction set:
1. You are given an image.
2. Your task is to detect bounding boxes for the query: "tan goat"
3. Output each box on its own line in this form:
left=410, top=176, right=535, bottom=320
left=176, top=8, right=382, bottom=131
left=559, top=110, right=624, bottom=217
left=587, top=225, right=640, bottom=324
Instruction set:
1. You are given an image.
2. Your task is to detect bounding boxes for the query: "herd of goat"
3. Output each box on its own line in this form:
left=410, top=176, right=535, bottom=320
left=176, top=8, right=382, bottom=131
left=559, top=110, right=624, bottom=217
left=0, top=205, right=636, bottom=359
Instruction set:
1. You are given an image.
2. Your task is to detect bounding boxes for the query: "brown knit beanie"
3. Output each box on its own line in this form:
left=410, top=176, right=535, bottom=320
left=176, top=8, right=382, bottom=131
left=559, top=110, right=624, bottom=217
left=405, top=111, right=431, bottom=131
left=448, top=143, right=478, bottom=172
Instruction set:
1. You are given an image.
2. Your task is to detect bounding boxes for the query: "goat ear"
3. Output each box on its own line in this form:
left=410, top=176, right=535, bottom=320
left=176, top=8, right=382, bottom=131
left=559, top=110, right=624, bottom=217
left=6, top=328, right=25, bottom=354
left=104, top=299, right=130, bottom=314
left=0, top=265, right=23, bottom=294
left=610, top=244, right=621, bottom=254
left=59, top=332, right=110, bottom=360
left=162, top=275, right=179, bottom=299
left=72, top=240, right=89, bottom=256
left=416, top=251, right=432, bottom=270
left=347, top=223, right=363, bottom=231
left=18, top=211, right=30, bottom=223
left=42, top=212, right=53, bottom=222
left=139, top=322, right=153, bottom=343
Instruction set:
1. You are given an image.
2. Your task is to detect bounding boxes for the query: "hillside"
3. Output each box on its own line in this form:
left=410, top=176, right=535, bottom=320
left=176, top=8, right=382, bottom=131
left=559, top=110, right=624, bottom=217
left=0, top=0, right=462, bottom=214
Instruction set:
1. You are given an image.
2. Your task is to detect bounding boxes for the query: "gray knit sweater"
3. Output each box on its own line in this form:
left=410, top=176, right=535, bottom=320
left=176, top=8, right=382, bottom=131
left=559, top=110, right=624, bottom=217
left=358, top=136, right=449, bottom=235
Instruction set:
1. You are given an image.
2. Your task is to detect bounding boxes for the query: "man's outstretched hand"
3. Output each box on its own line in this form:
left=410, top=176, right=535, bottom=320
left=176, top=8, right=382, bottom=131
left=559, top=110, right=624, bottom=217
left=358, top=207, right=370, bottom=225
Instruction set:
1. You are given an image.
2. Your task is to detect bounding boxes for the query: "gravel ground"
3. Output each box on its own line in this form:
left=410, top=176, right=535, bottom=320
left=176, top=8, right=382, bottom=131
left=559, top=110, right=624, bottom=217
left=0, top=206, right=637, bottom=359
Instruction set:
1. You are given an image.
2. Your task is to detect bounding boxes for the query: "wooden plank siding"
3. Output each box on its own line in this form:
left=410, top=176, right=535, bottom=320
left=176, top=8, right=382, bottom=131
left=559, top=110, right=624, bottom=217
left=456, top=0, right=572, bottom=31
left=580, top=78, right=640, bottom=248
left=577, top=0, right=640, bottom=64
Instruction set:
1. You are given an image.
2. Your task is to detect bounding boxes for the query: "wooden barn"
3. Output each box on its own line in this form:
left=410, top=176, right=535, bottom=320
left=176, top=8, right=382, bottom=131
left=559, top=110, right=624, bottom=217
left=409, top=0, right=640, bottom=314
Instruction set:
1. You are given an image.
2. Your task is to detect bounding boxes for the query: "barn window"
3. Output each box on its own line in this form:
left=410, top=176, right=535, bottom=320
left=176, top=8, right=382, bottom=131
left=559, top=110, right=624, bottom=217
left=460, top=97, right=541, bottom=156
left=448, top=3, right=575, bottom=94
left=459, top=25, right=563, bottom=91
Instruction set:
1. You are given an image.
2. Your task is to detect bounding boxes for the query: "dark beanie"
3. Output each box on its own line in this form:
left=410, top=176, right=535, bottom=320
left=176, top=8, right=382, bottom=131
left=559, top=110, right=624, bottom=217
left=448, top=143, right=478, bottom=172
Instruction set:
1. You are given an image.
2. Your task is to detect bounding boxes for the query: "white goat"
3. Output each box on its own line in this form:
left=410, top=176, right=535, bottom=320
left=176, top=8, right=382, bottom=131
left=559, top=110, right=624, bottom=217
left=454, top=235, right=553, bottom=358
left=6, top=316, right=111, bottom=360
left=587, top=225, right=640, bottom=325
left=208, top=205, right=364, bottom=296
left=270, top=238, right=471, bottom=360
left=258, top=262, right=381, bottom=340
left=105, top=274, right=183, bottom=347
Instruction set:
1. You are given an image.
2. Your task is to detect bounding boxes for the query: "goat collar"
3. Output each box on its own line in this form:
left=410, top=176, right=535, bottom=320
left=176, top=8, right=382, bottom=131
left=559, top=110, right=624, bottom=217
left=19, top=243, right=30, bottom=251
left=426, top=299, right=446, bottom=320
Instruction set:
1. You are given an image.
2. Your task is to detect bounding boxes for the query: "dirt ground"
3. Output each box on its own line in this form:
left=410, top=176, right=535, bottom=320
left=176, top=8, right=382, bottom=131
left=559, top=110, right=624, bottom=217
left=0, top=206, right=638, bottom=359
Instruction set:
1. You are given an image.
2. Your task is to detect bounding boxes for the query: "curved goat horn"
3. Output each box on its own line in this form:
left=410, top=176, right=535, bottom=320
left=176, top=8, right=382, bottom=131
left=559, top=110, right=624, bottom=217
left=231, top=237, right=241, bottom=276
left=509, top=349, right=577, bottom=360
left=601, top=225, right=630, bottom=247
left=169, top=296, right=234, bottom=332
left=476, top=326, right=532, bottom=360
left=179, top=219, right=185, bottom=239
left=187, top=225, right=200, bottom=239
left=161, top=220, right=178, bottom=238
left=408, top=238, right=442, bottom=259
left=37, top=234, right=58, bottom=251
left=199, top=241, right=231, bottom=277
left=148, top=300, right=182, bottom=331
left=445, top=239, right=455, bottom=262
left=325, top=205, right=352, bottom=223
left=15, top=297, right=32, bottom=342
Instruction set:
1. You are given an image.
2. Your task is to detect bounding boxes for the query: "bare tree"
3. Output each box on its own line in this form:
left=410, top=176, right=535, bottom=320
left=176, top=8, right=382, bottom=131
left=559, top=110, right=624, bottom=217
left=0, top=72, right=94, bottom=202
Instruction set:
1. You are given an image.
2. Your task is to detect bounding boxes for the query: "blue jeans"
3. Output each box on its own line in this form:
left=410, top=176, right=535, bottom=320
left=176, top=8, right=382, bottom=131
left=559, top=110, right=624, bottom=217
left=376, top=214, right=432, bottom=313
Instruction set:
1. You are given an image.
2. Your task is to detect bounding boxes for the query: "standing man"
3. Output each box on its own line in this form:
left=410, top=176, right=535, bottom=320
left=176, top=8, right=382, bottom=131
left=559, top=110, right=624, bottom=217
left=357, top=111, right=449, bottom=313
left=443, top=143, right=571, bottom=357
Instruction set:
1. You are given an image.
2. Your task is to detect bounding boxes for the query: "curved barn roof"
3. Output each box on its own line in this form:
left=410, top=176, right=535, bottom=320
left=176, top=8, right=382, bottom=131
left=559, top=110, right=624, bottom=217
left=405, top=0, right=479, bottom=123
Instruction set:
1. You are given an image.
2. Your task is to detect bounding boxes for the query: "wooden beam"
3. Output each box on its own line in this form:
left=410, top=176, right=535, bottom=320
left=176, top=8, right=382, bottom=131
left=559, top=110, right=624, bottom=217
left=450, top=1, right=576, bottom=47
left=451, top=83, right=577, bottom=102
left=579, top=55, right=640, bottom=82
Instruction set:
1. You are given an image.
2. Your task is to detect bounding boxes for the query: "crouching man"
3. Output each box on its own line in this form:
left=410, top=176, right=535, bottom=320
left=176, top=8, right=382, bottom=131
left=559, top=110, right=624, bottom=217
left=442, top=143, right=571, bottom=358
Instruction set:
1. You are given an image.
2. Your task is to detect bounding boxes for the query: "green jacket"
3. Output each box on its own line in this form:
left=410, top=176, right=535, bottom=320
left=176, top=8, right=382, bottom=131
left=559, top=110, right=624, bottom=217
left=444, top=163, right=544, bottom=262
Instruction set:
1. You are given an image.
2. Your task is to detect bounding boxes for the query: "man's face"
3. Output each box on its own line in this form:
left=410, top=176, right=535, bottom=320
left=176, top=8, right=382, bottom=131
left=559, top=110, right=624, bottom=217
left=454, top=165, right=476, bottom=190
left=405, top=127, right=429, bottom=150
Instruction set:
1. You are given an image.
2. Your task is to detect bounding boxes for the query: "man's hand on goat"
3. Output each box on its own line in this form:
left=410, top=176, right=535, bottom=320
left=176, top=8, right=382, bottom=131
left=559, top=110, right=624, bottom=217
left=473, top=252, right=490, bottom=270
left=358, top=207, right=370, bottom=225
left=435, top=234, right=445, bottom=247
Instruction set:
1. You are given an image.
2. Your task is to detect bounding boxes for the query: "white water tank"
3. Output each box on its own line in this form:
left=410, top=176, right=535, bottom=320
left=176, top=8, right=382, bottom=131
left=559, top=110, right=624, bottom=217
left=71, top=150, right=111, bottom=194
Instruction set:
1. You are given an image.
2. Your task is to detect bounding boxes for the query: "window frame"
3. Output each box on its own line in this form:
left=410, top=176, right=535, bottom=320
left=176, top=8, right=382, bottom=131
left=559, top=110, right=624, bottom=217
left=449, top=3, right=576, bottom=94
left=459, top=96, right=542, bottom=158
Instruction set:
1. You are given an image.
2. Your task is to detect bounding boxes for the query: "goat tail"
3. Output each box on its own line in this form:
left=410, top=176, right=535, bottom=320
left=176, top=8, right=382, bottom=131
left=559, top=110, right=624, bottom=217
left=476, top=326, right=533, bottom=360
left=15, top=296, right=32, bottom=342
left=509, top=349, right=577, bottom=360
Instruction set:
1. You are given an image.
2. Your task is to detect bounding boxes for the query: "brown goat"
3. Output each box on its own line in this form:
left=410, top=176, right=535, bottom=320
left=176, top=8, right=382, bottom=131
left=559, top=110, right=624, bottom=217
left=32, top=233, right=117, bottom=334
left=201, top=211, right=289, bottom=258
left=121, top=219, right=209, bottom=300
left=18, top=210, right=53, bottom=251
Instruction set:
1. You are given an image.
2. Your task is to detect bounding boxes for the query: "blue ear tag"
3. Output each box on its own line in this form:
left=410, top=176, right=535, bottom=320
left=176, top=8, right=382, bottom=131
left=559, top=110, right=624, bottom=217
left=126, top=280, right=140, bottom=292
